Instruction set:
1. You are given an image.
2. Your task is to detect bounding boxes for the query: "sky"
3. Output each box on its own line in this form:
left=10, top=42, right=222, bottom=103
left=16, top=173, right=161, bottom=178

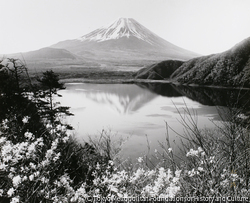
left=1, top=0, right=250, bottom=55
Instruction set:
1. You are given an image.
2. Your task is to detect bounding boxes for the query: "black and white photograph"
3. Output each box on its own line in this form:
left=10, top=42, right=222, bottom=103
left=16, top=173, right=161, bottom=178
left=0, top=0, right=250, bottom=202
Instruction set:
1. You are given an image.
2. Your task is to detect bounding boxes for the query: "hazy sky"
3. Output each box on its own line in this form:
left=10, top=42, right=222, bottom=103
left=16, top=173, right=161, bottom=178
left=1, top=0, right=250, bottom=55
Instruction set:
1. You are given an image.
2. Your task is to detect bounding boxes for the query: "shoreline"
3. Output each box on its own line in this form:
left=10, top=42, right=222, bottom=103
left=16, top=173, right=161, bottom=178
left=60, top=77, right=250, bottom=90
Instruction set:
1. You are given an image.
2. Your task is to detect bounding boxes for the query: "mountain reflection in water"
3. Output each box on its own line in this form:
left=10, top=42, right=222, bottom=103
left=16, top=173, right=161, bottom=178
left=58, top=83, right=250, bottom=163
left=78, top=84, right=157, bottom=114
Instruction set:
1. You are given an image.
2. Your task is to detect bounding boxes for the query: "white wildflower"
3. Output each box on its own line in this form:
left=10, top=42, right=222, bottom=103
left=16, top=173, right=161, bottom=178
left=56, top=124, right=62, bottom=131
left=166, top=183, right=180, bottom=198
left=175, top=170, right=182, bottom=177
left=8, top=173, right=14, bottom=179
left=95, top=188, right=100, bottom=194
left=34, top=171, right=40, bottom=177
left=147, top=169, right=156, bottom=177
left=96, top=163, right=100, bottom=170
left=53, top=152, right=61, bottom=162
left=60, top=174, right=72, bottom=186
left=0, top=189, right=4, bottom=196
left=4, top=155, right=13, bottom=163
left=142, top=185, right=155, bottom=196
left=22, top=116, right=30, bottom=124
left=186, top=149, right=199, bottom=157
left=51, top=139, right=58, bottom=150
left=62, top=135, right=70, bottom=143
left=41, top=160, right=49, bottom=167
left=27, top=143, right=36, bottom=154
left=12, top=175, right=22, bottom=187
left=0, top=136, right=6, bottom=144
left=22, top=176, right=27, bottom=181
left=188, top=168, right=198, bottom=177
left=231, top=173, right=238, bottom=181
left=2, top=119, right=9, bottom=129
left=54, top=180, right=61, bottom=187
left=45, top=149, right=53, bottom=159
left=46, top=124, right=52, bottom=128
left=93, top=178, right=99, bottom=186
left=168, top=148, right=173, bottom=153
left=209, top=156, right=215, bottom=163
left=36, top=138, right=44, bottom=146
left=41, top=177, right=49, bottom=184
left=50, top=128, right=56, bottom=134
left=198, top=147, right=203, bottom=153
left=108, top=160, right=114, bottom=166
left=198, top=167, right=204, bottom=172
left=76, top=184, right=87, bottom=196
left=130, top=168, right=145, bottom=183
left=137, top=157, right=143, bottom=163
left=24, top=132, right=34, bottom=140
left=7, top=188, right=15, bottom=197
left=2, top=142, right=13, bottom=157
left=10, top=197, right=19, bottom=203
left=10, top=167, right=16, bottom=173
left=0, top=163, right=7, bottom=170
left=29, top=174, right=34, bottom=181
left=109, top=185, right=118, bottom=193
left=29, top=162, right=36, bottom=169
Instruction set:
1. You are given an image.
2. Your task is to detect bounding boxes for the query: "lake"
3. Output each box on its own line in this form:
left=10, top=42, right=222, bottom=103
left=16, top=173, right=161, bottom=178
left=57, top=82, right=250, bottom=164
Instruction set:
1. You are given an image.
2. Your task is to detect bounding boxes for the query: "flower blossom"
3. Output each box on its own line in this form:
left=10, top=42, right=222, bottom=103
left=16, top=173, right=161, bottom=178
left=24, top=132, right=34, bottom=140
left=22, top=116, right=30, bottom=124
left=10, top=197, right=20, bottom=203
left=186, top=149, right=199, bottom=157
left=12, top=175, right=22, bottom=188
left=0, top=189, right=4, bottom=196
left=137, top=157, right=143, bottom=163
left=7, top=188, right=15, bottom=197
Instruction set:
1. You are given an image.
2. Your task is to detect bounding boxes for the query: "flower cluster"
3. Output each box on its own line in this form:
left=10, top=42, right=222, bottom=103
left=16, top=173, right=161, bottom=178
left=0, top=114, right=183, bottom=203
left=0, top=121, right=82, bottom=202
left=90, top=159, right=181, bottom=199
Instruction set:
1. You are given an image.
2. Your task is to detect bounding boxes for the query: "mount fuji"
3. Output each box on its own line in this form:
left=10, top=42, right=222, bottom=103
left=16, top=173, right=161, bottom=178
left=51, top=18, right=199, bottom=62
left=2, top=18, right=199, bottom=71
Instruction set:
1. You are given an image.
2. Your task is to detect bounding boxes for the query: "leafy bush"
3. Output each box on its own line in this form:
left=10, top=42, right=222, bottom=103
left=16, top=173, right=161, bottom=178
left=0, top=59, right=250, bottom=202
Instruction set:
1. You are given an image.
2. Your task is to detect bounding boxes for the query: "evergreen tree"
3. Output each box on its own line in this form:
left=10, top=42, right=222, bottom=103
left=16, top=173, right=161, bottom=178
left=37, top=70, right=73, bottom=127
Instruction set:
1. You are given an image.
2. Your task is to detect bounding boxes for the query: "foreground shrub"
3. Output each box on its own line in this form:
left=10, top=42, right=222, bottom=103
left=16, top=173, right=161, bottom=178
left=0, top=122, right=116, bottom=202
left=89, top=159, right=181, bottom=199
left=1, top=59, right=249, bottom=201
left=0, top=125, right=181, bottom=202
left=163, top=105, right=250, bottom=197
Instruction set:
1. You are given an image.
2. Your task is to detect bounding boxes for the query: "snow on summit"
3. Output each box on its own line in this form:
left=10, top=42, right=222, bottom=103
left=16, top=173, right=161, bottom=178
left=78, top=18, right=158, bottom=44
left=51, top=17, right=200, bottom=61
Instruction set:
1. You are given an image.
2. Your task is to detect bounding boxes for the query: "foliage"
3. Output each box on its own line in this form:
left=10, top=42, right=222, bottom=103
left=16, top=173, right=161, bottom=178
left=135, top=37, right=250, bottom=87
left=36, top=70, right=73, bottom=126
left=0, top=59, right=31, bottom=96
left=171, top=38, right=250, bottom=87
left=158, top=105, right=250, bottom=197
left=0, top=58, right=250, bottom=202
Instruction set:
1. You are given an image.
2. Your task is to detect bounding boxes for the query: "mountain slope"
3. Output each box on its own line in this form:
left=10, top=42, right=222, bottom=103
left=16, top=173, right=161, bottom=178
left=135, top=60, right=184, bottom=79
left=172, top=36, right=250, bottom=87
left=4, top=47, right=78, bottom=60
left=135, top=37, right=250, bottom=87
left=51, top=18, right=199, bottom=61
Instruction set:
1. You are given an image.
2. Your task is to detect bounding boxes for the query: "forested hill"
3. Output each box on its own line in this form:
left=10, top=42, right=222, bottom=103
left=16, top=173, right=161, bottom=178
left=134, top=37, right=250, bottom=87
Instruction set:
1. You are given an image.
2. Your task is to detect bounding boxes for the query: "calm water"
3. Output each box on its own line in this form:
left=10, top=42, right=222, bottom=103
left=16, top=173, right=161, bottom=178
left=57, top=83, right=250, bottom=162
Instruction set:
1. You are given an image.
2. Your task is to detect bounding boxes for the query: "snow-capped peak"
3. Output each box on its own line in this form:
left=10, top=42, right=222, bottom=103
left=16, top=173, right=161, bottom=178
left=78, top=18, right=158, bottom=44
